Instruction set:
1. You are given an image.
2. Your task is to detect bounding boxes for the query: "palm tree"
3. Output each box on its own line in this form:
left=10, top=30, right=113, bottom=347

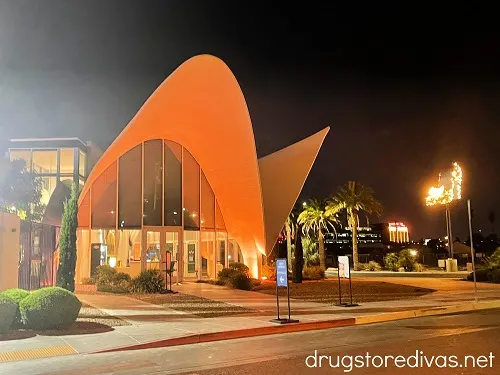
left=328, top=181, right=383, bottom=271
left=297, top=199, right=339, bottom=270
left=284, top=213, right=295, bottom=271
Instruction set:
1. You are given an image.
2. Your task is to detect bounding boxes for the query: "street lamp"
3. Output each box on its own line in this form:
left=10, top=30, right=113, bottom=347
left=425, top=162, right=462, bottom=259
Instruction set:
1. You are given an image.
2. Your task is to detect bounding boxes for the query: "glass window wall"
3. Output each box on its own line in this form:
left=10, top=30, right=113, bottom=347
left=201, top=172, right=215, bottom=229
left=183, top=230, right=199, bottom=278
left=215, top=201, right=226, bottom=230
left=143, top=140, right=163, bottom=226
left=9, top=150, right=31, bottom=167
left=201, top=231, right=215, bottom=279
left=32, top=150, right=57, bottom=174
left=91, top=162, right=117, bottom=228
left=183, top=149, right=200, bottom=229
left=40, top=176, right=57, bottom=206
left=164, top=140, right=182, bottom=226
left=79, top=150, right=87, bottom=177
left=118, top=145, right=142, bottom=228
left=59, top=148, right=75, bottom=174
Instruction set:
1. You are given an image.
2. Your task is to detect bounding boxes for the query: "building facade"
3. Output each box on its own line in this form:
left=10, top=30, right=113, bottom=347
left=75, top=55, right=329, bottom=282
left=8, top=138, right=102, bottom=207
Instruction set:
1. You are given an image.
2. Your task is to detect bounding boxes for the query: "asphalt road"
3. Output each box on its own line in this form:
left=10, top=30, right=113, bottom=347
left=2, top=309, right=500, bottom=375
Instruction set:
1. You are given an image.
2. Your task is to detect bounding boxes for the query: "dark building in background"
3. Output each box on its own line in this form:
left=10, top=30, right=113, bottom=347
left=325, top=222, right=410, bottom=265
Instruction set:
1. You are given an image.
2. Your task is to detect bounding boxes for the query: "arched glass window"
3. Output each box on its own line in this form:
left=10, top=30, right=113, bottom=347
left=164, top=140, right=182, bottom=226
left=200, top=172, right=215, bottom=229
left=143, top=140, right=163, bottom=226
left=118, top=145, right=142, bottom=228
left=183, top=148, right=200, bottom=229
left=91, top=162, right=117, bottom=228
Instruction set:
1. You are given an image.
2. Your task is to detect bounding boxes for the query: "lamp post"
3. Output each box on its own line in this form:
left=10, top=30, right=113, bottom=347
left=467, top=199, right=478, bottom=302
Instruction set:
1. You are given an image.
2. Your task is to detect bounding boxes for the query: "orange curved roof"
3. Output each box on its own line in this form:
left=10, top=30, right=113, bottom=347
left=80, top=55, right=329, bottom=262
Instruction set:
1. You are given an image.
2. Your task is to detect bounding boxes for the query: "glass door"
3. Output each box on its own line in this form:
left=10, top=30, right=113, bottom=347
left=145, top=230, right=161, bottom=270
left=183, top=231, right=199, bottom=279
left=164, top=231, right=180, bottom=283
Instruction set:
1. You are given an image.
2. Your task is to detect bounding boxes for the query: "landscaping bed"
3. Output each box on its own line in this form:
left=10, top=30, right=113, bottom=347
left=130, top=293, right=255, bottom=318
left=252, top=279, right=434, bottom=303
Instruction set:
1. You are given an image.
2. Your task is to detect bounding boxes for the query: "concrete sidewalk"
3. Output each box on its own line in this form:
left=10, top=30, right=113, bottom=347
left=1, top=278, right=499, bottom=363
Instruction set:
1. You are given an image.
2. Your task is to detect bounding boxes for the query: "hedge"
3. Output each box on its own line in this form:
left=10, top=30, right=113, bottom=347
left=19, top=287, right=81, bottom=330
left=0, top=295, right=17, bottom=334
left=0, top=288, right=30, bottom=328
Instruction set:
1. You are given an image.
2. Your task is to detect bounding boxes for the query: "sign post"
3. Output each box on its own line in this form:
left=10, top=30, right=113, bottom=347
left=163, top=251, right=178, bottom=294
left=270, top=258, right=299, bottom=324
left=335, top=255, right=358, bottom=307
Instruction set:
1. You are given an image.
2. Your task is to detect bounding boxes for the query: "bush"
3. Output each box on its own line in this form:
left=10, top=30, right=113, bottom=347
left=228, top=262, right=250, bottom=276
left=227, top=272, right=252, bottom=290
left=303, top=266, right=325, bottom=280
left=362, top=261, right=382, bottom=271
left=384, top=253, right=399, bottom=271
left=483, top=248, right=500, bottom=269
left=96, top=265, right=117, bottom=286
left=81, top=277, right=97, bottom=285
left=96, top=265, right=132, bottom=293
left=262, top=265, right=276, bottom=280
left=217, top=264, right=252, bottom=290
left=0, top=295, right=17, bottom=333
left=19, top=287, right=81, bottom=330
left=468, top=268, right=490, bottom=282
left=487, top=269, right=500, bottom=283
left=130, top=269, right=164, bottom=293
left=0, top=289, right=30, bottom=328
left=398, top=249, right=417, bottom=272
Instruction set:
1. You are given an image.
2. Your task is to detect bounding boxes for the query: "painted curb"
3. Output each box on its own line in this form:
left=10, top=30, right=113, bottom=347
left=94, top=318, right=356, bottom=353
left=93, top=300, right=500, bottom=354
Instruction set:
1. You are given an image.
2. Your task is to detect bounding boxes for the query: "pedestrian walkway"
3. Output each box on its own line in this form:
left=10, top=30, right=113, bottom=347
left=1, top=277, right=499, bottom=362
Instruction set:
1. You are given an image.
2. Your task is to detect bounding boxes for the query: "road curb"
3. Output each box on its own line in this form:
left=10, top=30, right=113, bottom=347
left=93, top=300, right=500, bottom=354
left=94, top=318, right=356, bottom=353
left=355, top=300, right=500, bottom=325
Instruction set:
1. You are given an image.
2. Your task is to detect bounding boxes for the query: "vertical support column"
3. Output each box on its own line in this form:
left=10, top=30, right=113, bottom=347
left=141, top=142, right=146, bottom=273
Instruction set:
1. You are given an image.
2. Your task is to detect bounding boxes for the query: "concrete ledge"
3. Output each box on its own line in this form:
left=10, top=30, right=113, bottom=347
left=355, top=300, right=500, bottom=325
left=93, top=300, right=500, bottom=354
left=94, top=318, right=356, bottom=353
left=326, top=270, right=469, bottom=278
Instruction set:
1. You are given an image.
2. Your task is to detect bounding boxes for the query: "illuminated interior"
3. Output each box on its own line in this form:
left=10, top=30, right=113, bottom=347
left=388, top=222, right=410, bottom=243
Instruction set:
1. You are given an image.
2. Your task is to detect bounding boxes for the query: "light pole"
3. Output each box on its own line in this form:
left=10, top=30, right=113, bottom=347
left=425, top=162, right=462, bottom=269
left=467, top=199, right=478, bottom=302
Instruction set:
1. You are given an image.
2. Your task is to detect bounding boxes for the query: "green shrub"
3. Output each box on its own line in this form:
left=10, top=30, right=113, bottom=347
left=487, top=269, right=500, bottom=283
left=262, top=265, right=276, bottom=280
left=228, top=262, right=250, bottom=276
left=0, top=295, right=17, bottom=333
left=130, top=269, right=164, bottom=293
left=398, top=249, right=417, bottom=272
left=384, top=253, right=399, bottom=271
left=467, top=268, right=490, bottom=282
left=0, top=289, right=30, bottom=328
left=483, top=248, right=500, bottom=269
left=228, top=272, right=252, bottom=290
left=96, top=265, right=117, bottom=286
left=362, top=261, right=381, bottom=271
left=19, top=287, right=81, bottom=330
left=96, top=284, right=130, bottom=294
left=81, top=277, right=97, bottom=285
left=303, top=266, right=325, bottom=280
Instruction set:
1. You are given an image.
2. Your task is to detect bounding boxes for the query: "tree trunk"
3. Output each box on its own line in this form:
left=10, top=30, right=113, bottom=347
left=292, top=226, right=303, bottom=283
left=286, top=225, right=292, bottom=272
left=351, top=213, right=360, bottom=271
left=318, top=231, right=326, bottom=270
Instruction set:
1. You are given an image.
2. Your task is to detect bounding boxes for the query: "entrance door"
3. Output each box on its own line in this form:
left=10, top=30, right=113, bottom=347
left=142, top=228, right=182, bottom=283
left=164, top=231, right=180, bottom=283
left=183, top=231, right=199, bottom=279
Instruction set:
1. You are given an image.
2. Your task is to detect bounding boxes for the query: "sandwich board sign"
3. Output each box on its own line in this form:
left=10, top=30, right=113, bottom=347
left=270, top=258, right=298, bottom=324
left=338, top=256, right=350, bottom=278
left=276, top=259, right=288, bottom=287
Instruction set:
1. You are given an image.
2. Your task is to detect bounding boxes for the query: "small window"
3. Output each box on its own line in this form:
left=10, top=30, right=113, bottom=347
left=60, top=148, right=75, bottom=174
left=79, top=150, right=87, bottom=177
left=32, top=150, right=57, bottom=174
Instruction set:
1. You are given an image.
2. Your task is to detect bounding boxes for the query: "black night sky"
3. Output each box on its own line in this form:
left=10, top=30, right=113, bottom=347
left=0, top=1, right=499, bottom=239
